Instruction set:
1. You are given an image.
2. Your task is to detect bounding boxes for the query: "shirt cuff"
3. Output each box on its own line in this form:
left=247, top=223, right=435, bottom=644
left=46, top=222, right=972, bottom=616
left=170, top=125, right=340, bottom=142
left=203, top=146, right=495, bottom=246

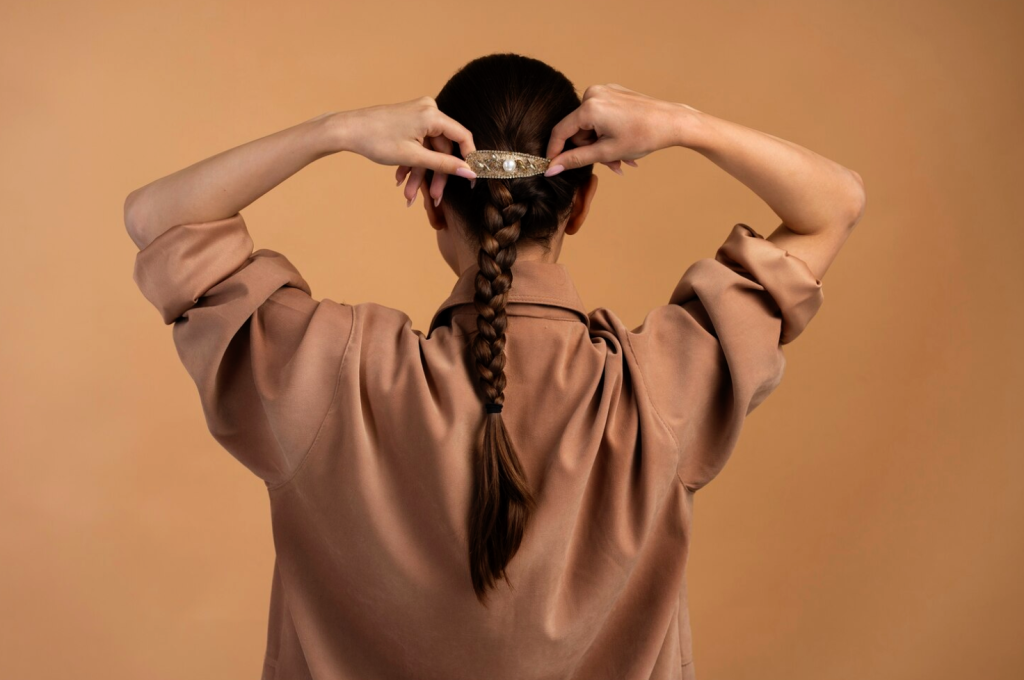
left=132, top=213, right=286, bottom=325
left=711, top=223, right=825, bottom=345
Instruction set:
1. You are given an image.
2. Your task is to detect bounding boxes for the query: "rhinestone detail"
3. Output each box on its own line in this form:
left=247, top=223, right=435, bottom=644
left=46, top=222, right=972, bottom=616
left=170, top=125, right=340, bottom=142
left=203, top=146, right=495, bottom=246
left=464, top=150, right=552, bottom=178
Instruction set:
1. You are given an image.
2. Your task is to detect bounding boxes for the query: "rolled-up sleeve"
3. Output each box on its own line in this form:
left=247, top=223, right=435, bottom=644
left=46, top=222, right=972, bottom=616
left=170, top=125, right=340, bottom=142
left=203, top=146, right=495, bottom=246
left=627, top=223, right=825, bottom=492
left=131, top=212, right=355, bottom=486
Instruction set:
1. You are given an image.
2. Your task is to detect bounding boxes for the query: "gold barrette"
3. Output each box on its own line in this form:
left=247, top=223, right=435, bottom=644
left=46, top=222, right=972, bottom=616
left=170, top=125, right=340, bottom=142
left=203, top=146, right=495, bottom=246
left=464, top=150, right=551, bottom=178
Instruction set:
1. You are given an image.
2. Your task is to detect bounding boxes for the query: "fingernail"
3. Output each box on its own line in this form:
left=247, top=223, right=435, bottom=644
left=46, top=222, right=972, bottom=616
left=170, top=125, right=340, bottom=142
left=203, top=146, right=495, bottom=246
left=455, top=167, right=477, bottom=180
left=611, top=165, right=624, bottom=176
left=470, top=178, right=476, bottom=189
left=433, top=195, right=441, bottom=207
left=406, top=197, right=414, bottom=208
left=544, top=164, right=565, bottom=177
left=396, top=177, right=403, bottom=187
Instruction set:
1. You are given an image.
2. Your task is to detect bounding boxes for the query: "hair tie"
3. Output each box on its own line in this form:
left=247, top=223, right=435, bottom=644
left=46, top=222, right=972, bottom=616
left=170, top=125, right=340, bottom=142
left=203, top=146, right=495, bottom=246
left=484, top=402, right=503, bottom=414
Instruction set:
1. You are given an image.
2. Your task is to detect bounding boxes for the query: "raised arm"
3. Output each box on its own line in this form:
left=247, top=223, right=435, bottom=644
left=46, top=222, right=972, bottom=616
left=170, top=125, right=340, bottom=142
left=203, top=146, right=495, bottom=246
left=123, top=112, right=342, bottom=250
left=124, top=98, right=480, bottom=249
left=544, top=84, right=866, bottom=283
left=676, top=107, right=866, bottom=282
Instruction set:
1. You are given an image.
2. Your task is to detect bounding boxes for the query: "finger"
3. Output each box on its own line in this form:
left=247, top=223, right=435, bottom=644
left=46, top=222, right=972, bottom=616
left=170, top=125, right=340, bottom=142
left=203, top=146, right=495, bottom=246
left=407, top=143, right=478, bottom=179
left=422, top=111, right=477, bottom=158
left=404, top=165, right=427, bottom=206
left=545, top=139, right=617, bottom=176
left=599, top=160, right=623, bottom=175
left=406, top=136, right=438, bottom=205
left=546, top=132, right=597, bottom=166
left=427, top=135, right=451, bottom=205
left=601, top=160, right=624, bottom=176
left=545, top=106, right=599, bottom=160
left=567, top=127, right=599, bottom=149
left=396, top=165, right=412, bottom=187
left=545, top=113, right=574, bottom=159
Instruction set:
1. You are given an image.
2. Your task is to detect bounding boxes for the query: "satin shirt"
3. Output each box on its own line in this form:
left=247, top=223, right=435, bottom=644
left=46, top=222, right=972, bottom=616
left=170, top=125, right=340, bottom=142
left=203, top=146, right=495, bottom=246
left=131, top=212, right=824, bottom=680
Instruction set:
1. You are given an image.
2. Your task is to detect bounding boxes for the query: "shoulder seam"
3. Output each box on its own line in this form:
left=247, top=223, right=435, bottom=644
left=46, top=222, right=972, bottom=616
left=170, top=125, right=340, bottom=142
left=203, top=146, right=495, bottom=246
left=266, top=302, right=358, bottom=492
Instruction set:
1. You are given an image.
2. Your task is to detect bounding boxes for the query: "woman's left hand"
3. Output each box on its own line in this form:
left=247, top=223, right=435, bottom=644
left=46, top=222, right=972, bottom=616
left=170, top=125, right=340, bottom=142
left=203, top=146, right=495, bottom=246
left=332, top=96, right=478, bottom=207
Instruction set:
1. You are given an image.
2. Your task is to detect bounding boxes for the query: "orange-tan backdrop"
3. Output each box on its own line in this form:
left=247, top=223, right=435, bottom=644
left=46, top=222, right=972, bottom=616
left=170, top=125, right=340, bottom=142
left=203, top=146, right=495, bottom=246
left=2, top=1, right=1020, bottom=678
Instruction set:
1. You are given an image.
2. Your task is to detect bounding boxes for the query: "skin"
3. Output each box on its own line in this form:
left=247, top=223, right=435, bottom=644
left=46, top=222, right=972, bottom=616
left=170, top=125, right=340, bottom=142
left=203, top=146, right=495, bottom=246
left=125, top=85, right=866, bottom=288
left=422, top=173, right=600, bottom=277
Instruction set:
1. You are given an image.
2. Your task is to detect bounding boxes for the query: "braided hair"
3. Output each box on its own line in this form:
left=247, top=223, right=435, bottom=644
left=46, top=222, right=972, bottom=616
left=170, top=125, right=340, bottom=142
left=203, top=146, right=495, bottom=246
left=428, top=53, right=594, bottom=604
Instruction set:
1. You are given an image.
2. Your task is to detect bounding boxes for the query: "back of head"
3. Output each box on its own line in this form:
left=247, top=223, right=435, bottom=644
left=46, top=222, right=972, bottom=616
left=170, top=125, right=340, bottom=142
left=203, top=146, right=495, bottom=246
left=427, top=53, right=594, bottom=605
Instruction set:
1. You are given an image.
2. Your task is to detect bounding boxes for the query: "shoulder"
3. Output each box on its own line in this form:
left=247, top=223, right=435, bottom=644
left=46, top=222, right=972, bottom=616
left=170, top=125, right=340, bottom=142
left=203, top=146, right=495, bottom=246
left=262, top=288, right=358, bottom=344
left=586, top=302, right=716, bottom=356
left=347, top=301, right=418, bottom=337
left=313, top=301, right=428, bottom=359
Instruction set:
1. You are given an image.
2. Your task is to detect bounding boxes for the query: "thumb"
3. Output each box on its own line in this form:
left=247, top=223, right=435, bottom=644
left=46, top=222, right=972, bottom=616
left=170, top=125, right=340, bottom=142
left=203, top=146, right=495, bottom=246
left=410, top=145, right=478, bottom=179
left=545, top=142, right=608, bottom=177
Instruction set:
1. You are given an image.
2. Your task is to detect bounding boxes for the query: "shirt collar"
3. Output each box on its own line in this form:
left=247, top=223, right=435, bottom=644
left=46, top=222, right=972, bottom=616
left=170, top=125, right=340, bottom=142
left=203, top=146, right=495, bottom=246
left=429, top=260, right=590, bottom=336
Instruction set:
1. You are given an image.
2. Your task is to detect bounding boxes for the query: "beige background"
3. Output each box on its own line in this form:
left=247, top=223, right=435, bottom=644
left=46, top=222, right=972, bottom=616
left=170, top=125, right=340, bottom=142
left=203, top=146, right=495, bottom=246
left=2, top=1, right=1021, bottom=678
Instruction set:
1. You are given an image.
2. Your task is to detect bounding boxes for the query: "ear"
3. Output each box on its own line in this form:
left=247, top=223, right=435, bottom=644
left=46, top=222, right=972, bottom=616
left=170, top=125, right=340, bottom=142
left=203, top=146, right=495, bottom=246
left=420, top=180, right=447, bottom=231
left=565, top=173, right=599, bottom=236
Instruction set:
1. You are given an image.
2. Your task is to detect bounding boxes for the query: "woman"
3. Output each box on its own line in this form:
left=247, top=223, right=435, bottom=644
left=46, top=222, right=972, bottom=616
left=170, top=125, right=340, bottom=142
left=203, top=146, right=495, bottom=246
left=126, top=53, right=864, bottom=680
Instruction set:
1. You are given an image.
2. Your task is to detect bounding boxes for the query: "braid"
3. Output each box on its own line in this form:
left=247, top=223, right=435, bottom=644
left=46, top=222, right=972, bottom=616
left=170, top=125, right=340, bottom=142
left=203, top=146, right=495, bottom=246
left=467, top=180, right=537, bottom=604
left=472, top=183, right=523, bottom=407
left=429, top=52, right=598, bottom=606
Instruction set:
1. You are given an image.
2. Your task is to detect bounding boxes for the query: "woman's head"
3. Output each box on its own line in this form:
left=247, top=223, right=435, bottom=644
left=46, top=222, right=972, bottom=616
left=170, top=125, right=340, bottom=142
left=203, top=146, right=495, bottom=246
left=422, top=53, right=598, bottom=275
left=422, top=53, right=597, bottom=604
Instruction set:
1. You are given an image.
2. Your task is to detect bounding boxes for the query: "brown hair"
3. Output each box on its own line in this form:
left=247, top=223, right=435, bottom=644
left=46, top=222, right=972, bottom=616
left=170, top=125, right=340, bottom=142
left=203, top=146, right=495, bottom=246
left=427, top=53, right=594, bottom=604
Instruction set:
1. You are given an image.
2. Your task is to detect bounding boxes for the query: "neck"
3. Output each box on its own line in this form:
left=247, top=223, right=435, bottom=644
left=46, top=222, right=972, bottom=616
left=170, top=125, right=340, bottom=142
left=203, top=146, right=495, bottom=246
left=455, top=237, right=565, bottom=276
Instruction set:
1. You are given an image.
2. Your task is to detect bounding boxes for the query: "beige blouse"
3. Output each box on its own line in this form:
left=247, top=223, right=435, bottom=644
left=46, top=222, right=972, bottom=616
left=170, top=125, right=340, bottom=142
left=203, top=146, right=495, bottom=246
left=131, top=212, right=824, bottom=680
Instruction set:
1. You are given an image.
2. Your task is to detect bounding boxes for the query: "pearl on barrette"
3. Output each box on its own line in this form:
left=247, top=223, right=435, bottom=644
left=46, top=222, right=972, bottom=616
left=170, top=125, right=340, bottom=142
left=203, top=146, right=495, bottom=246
left=502, top=159, right=517, bottom=172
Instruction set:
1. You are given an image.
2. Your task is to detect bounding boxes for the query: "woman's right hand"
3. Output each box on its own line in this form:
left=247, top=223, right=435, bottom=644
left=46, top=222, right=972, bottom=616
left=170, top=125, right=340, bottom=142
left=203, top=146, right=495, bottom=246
left=544, top=84, right=699, bottom=177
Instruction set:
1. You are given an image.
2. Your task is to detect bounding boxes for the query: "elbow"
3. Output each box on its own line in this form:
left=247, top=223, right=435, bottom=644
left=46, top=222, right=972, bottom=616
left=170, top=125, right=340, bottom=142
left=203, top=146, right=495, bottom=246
left=123, top=189, right=149, bottom=247
left=124, top=190, right=140, bottom=234
left=842, top=169, right=867, bottom=229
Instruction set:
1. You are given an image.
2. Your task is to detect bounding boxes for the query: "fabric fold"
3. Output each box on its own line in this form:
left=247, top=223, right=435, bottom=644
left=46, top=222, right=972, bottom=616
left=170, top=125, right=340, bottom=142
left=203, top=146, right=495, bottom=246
left=128, top=211, right=347, bottom=485
left=684, top=223, right=827, bottom=346
left=628, top=222, right=829, bottom=492
left=701, top=222, right=824, bottom=345
left=132, top=213, right=310, bottom=325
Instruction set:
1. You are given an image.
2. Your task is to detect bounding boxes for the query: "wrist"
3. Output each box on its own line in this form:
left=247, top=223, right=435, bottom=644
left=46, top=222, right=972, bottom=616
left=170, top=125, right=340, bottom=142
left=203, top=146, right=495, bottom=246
left=671, top=104, right=714, bottom=152
left=309, top=111, right=350, bottom=157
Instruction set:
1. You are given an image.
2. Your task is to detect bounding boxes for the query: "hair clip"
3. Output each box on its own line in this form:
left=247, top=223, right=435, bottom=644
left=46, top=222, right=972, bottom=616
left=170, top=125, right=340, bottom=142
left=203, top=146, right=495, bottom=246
left=464, top=150, right=551, bottom=178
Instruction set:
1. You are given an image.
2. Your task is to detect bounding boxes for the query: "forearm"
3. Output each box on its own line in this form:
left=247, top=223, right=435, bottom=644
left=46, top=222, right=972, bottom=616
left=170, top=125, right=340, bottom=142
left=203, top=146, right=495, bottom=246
left=676, top=109, right=865, bottom=234
left=124, top=111, right=344, bottom=250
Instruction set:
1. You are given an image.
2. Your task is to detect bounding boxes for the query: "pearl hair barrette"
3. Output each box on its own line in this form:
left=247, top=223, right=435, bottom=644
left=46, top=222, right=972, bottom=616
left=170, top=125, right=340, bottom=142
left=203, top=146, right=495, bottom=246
left=464, top=150, right=552, bottom=179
